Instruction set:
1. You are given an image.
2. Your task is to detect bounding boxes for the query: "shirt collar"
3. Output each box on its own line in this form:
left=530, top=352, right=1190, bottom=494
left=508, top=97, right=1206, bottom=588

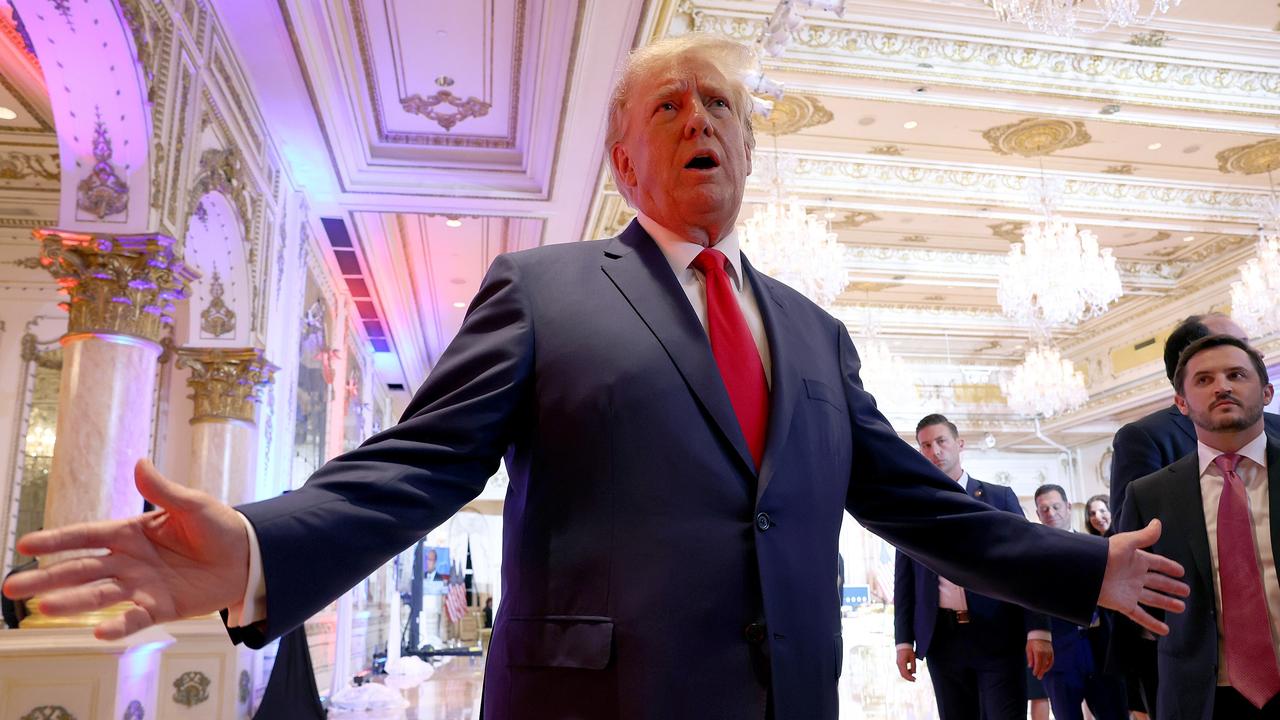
left=636, top=211, right=744, bottom=291
left=1196, top=428, right=1268, bottom=478
left=957, top=470, right=970, bottom=489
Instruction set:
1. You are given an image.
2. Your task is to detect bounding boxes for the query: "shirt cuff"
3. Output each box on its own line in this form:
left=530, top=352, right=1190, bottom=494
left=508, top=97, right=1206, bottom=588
left=226, top=511, right=267, bottom=628
left=1027, top=630, right=1051, bottom=642
left=895, top=643, right=913, bottom=651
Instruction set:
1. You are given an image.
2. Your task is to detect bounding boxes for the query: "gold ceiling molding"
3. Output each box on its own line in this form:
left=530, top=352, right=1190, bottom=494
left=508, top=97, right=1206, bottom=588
left=1127, top=30, right=1168, bottom=47
left=830, top=210, right=881, bottom=229
left=869, top=145, right=903, bottom=156
left=0, top=150, right=59, bottom=184
left=988, top=221, right=1027, bottom=243
left=1215, top=138, right=1280, bottom=175
left=982, top=118, right=1092, bottom=157
left=754, top=94, right=833, bottom=136
left=1102, top=164, right=1136, bottom=175
left=901, top=234, right=928, bottom=243
left=401, top=90, right=493, bottom=132
left=846, top=281, right=900, bottom=293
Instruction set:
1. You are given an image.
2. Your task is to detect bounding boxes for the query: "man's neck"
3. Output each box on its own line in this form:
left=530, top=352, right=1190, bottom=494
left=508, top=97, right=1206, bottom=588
left=1196, top=420, right=1266, bottom=454
left=948, top=467, right=965, bottom=484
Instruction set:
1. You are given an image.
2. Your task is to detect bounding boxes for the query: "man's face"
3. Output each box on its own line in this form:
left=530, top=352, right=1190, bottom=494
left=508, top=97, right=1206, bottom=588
left=916, top=423, right=964, bottom=480
left=426, top=549, right=437, bottom=572
left=1175, top=345, right=1273, bottom=434
left=1036, top=490, right=1071, bottom=531
left=610, top=56, right=751, bottom=244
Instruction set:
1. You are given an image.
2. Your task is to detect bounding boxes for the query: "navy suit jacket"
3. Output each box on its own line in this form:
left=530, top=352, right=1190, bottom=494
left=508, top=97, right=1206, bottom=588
left=894, top=477, right=1049, bottom=660
left=1109, top=404, right=1280, bottom=530
left=1118, top=438, right=1280, bottom=720
left=234, top=221, right=1108, bottom=720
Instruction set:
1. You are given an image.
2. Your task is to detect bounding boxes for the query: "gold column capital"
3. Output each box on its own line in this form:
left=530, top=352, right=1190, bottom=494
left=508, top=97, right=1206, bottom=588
left=34, top=229, right=199, bottom=343
left=175, top=347, right=279, bottom=424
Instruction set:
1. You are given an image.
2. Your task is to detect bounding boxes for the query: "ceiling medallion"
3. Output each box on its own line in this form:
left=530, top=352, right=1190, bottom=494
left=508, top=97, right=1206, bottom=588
left=987, top=0, right=1181, bottom=36
left=829, top=210, right=881, bottom=229
left=752, top=94, right=834, bottom=136
left=401, top=90, right=492, bottom=132
left=983, top=118, right=1092, bottom=157
left=988, top=221, right=1028, bottom=243
left=1216, top=138, right=1280, bottom=175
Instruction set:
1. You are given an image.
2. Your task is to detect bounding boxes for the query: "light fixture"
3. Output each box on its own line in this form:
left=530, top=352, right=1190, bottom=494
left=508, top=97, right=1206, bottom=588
left=0, top=106, right=16, bottom=121
left=903, top=120, right=918, bottom=129
left=1001, top=344, right=1089, bottom=418
left=853, top=301, right=920, bottom=412
left=452, top=301, right=466, bottom=308
left=1182, top=235, right=1195, bottom=242
left=1147, top=142, right=1162, bottom=150
left=444, top=218, right=462, bottom=228
left=997, top=176, right=1123, bottom=332
left=1229, top=184, right=1280, bottom=336
left=986, top=0, right=1181, bottom=36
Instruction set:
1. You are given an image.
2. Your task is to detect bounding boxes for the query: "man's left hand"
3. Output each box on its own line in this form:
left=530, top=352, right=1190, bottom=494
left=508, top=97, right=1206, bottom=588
left=1025, top=638, right=1053, bottom=679
left=1096, top=519, right=1189, bottom=636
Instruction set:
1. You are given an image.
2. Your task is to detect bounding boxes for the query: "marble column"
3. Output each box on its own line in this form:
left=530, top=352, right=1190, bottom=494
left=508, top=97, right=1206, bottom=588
left=174, top=347, right=277, bottom=505
left=25, top=229, right=196, bottom=629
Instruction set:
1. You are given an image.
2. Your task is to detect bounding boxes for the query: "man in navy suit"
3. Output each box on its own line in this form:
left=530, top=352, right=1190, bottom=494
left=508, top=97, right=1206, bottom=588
left=1036, top=484, right=1130, bottom=720
left=895, top=414, right=1053, bottom=719
left=5, top=34, right=1188, bottom=720
left=1109, top=312, right=1280, bottom=715
left=1120, top=335, right=1280, bottom=719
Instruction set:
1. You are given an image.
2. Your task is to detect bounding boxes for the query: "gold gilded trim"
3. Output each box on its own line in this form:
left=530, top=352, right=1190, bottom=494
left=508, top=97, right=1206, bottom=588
left=175, top=346, right=278, bottom=424
left=982, top=118, right=1092, bottom=157
left=1216, top=138, right=1280, bottom=175
left=754, top=94, right=834, bottom=136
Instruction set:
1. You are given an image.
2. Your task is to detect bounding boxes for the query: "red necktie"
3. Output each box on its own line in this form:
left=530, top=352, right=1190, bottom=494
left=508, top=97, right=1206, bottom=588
left=1214, top=452, right=1280, bottom=709
left=692, top=248, right=769, bottom=469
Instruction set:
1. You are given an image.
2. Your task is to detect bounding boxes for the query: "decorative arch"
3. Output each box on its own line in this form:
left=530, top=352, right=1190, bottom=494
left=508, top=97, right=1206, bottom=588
left=9, top=0, right=156, bottom=232
left=181, top=191, right=252, bottom=347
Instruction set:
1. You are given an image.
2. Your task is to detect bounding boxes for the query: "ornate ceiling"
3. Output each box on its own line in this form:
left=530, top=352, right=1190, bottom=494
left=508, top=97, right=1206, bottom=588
left=1, top=0, right=1278, bottom=450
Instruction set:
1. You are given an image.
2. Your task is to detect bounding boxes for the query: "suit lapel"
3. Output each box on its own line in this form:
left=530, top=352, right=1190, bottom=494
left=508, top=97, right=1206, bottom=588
left=600, top=221, right=756, bottom=476
left=744, top=258, right=800, bottom=503
left=1267, top=440, right=1280, bottom=589
left=965, top=476, right=982, bottom=499
left=1163, top=454, right=1214, bottom=600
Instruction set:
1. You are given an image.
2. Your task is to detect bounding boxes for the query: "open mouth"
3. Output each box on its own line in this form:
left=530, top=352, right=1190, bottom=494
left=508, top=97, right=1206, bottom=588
left=684, top=152, right=720, bottom=170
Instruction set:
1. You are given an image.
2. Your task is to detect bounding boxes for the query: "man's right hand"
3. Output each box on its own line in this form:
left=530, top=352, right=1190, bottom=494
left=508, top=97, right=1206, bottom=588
left=896, top=646, right=917, bottom=682
left=1, top=459, right=250, bottom=641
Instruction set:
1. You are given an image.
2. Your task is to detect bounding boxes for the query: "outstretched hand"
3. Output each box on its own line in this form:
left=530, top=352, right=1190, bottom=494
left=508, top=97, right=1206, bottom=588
left=1, top=459, right=249, bottom=640
left=1096, top=519, right=1189, bottom=636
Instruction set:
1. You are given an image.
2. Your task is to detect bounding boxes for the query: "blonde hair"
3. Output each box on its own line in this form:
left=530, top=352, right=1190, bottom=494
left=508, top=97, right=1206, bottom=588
left=605, top=34, right=757, bottom=204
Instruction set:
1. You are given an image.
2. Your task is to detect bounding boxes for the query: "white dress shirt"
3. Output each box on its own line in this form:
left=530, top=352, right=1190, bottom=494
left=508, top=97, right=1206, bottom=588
left=1195, top=430, right=1280, bottom=685
left=229, top=214, right=777, bottom=628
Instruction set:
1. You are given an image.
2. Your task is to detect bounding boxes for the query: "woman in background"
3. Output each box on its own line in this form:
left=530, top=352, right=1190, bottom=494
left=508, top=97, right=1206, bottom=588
left=1085, top=494, right=1112, bottom=536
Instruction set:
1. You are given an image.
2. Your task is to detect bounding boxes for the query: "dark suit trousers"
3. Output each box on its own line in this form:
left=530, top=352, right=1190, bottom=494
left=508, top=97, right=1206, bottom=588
left=924, top=611, right=1026, bottom=720
left=1043, top=668, right=1128, bottom=720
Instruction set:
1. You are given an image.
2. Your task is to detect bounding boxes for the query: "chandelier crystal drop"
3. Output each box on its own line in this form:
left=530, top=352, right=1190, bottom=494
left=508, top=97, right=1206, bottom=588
left=987, top=0, right=1181, bottom=36
left=1229, top=195, right=1280, bottom=337
left=1001, top=345, right=1089, bottom=419
left=740, top=196, right=848, bottom=309
left=997, top=177, right=1123, bottom=331
left=856, top=337, right=920, bottom=411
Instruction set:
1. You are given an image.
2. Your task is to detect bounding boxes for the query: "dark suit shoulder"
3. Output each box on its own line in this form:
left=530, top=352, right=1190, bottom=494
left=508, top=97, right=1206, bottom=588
left=1128, top=451, right=1198, bottom=503
left=1266, top=412, right=1280, bottom=437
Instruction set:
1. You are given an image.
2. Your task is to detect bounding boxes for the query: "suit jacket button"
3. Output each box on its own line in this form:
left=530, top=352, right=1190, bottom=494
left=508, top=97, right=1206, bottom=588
left=744, top=623, right=767, bottom=644
left=755, top=512, right=772, bottom=531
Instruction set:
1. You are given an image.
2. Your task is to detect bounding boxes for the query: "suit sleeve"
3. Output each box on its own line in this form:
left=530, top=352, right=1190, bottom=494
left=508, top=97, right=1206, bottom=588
left=232, top=254, right=535, bottom=647
left=838, top=329, right=1108, bottom=626
left=1109, top=421, right=1159, bottom=531
left=992, top=485, right=1052, bottom=634
left=894, top=550, right=915, bottom=647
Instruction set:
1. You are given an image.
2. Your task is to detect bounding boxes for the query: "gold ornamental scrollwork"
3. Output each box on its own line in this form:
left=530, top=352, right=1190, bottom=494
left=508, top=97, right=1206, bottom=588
left=753, top=94, right=834, bottom=136
left=172, top=670, right=211, bottom=707
left=982, top=118, right=1092, bottom=157
left=401, top=90, right=492, bottom=131
left=175, top=347, right=279, bottom=424
left=1216, top=138, right=1280, bottom=175
left=20, top=707, right=76, bottom=720
left=189, top=148, right=252, bottom=235
left=33, top=230, right=198, bottom=343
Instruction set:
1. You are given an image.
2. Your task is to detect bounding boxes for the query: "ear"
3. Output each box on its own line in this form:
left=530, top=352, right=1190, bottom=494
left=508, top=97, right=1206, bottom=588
left=610, top=143, right=636, bottom=192
left=1265, top=382, right=1274, bottom=407
left=1173, top=393, right=1190, bottom=416
left=956, top=437, right=965, bottom=451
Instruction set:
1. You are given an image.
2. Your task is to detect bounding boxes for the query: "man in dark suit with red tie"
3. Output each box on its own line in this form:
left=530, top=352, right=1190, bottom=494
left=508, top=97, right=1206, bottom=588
left=1120, top=334, right=1280, bottom=719
left=6, top=34, right=1188, bottom=720
left=895, top=414, right=1053, bottom=720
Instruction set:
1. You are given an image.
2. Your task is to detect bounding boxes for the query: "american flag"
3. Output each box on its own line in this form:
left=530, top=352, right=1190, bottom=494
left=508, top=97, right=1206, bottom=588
left=444, top=562, right=467, bottom=623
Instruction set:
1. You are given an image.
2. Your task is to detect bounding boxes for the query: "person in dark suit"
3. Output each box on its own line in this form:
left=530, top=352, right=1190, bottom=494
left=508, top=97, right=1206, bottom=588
left=1035, top=484, right=1130, bottom=720
left=895, top=414, right=1053, bottom=720
left=4, top=34, right=1188, bottom=720
left=1120, top=334, right=1280, bottom=719
left=1109, top=312, right=1280, bottom=716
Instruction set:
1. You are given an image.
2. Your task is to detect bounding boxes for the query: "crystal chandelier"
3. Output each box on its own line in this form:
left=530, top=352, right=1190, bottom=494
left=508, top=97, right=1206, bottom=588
left=997, top=177, right=1123, bottom=332
left=857, top=337, right=920, bottom=411
left=1001, top=345, right=1089, bottom=418
left=987, top=0, right=1180, bottom=36
left=1229, top=194, right=1280, bottom=337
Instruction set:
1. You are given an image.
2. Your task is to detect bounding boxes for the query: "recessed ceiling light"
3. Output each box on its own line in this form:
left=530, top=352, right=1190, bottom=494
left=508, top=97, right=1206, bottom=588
left=0, top=107, right=16, bottom=121
left=1100, top=104, right=1122, bottom=115
left=912, top=86, right=928, bottom=94
left=1182, top=235, right=1195, bottom=242
left=857, top=116, right=876, bottom=126
left=1182, top=144, right=1200, bottom=154
left=903, top=120, right=918, bottom=129
left=452, top=301, right=466, bottom=308
left=1147, top=142, right=1162, bottom=150
left=445, top=218, right=462, bottom=228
